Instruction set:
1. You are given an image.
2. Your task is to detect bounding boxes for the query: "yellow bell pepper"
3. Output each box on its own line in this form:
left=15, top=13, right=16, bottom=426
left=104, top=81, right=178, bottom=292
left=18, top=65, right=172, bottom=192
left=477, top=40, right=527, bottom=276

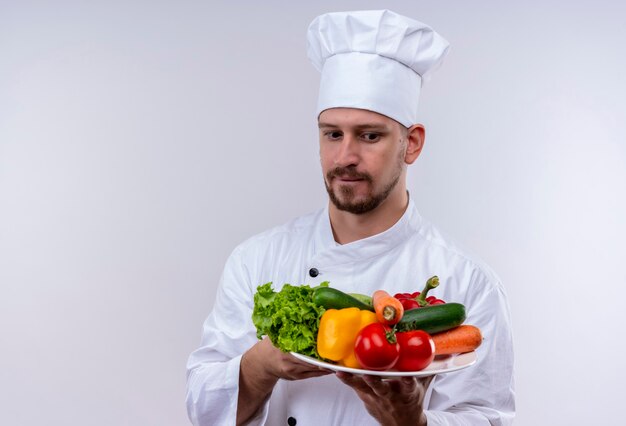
left=316, top=307, right=378, bottom=368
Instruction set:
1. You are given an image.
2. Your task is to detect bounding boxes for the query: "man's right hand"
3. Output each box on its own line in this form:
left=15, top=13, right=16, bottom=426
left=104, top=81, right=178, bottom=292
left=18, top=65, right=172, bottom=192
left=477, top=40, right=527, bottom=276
left=237, top=337, right=331, bottom=425
left=251, top=337, right=333, bottom=381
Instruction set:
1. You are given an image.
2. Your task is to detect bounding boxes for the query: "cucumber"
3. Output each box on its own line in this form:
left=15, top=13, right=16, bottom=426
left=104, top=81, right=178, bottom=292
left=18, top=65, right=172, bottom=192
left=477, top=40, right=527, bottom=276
left=348, top=292, right=373, bottom=308
left=395, top=303, right=466, bottom=334
left=313, top=287, right=374, bottom=311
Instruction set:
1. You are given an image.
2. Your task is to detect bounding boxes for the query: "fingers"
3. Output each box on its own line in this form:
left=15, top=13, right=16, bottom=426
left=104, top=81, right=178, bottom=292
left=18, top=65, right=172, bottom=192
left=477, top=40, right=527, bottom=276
left=399, top=376, right=418, bottom=393
left=284, top=352, right=329, bottom=370
left=283, top=369, right=331, bottom=380
left=254, top=339, right=334, bottom=381
left=339, top=373, right=435, bottom=398
left=277, top=353, right=334, bottom=380
left=336, top=372, right=377, bottom=395
left=284, top=354, right=334, bottom=374
left=417, top=374, right=435, bottom=390
left=337, top=373, right=397, bottom=399
left=362, top=375, right=393, bottom=398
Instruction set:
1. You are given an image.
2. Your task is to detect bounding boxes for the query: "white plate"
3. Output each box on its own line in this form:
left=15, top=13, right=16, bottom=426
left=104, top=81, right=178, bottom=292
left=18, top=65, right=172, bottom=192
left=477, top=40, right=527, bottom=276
left=290, top=351, right=477, bottom=377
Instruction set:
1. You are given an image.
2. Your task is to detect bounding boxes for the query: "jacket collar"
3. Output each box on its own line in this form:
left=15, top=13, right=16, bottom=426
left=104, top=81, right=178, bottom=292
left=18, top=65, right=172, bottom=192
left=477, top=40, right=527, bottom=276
left=313, top=194, right=423, bottom=266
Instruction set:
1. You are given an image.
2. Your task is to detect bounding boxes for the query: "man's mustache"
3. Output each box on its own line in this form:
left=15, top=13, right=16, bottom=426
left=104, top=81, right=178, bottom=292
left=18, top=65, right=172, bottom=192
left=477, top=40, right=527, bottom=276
left=326, top=166, right=373, bottom=182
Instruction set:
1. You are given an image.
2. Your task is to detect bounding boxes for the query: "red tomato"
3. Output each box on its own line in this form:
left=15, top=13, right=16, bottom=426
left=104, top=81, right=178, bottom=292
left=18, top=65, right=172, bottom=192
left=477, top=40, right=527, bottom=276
left=354, top=323, right=400, bottom=371
left=395, top=330, right=435, bottom=372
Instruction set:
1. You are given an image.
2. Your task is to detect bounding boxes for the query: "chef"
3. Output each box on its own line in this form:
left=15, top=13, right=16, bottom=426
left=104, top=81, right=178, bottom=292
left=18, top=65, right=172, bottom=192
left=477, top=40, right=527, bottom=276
left=186, top=9, right=515, bottom=426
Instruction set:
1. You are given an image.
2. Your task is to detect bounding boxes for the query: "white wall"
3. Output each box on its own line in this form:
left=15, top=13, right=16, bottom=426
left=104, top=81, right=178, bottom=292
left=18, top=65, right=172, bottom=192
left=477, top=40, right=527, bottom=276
left=1, top=1, right=625, bottom=425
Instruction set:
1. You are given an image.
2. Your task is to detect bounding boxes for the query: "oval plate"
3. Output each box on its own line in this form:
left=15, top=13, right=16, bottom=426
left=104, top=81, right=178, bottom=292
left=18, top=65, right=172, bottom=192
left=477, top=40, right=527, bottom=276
left=290, top=351, right=477, bottom=377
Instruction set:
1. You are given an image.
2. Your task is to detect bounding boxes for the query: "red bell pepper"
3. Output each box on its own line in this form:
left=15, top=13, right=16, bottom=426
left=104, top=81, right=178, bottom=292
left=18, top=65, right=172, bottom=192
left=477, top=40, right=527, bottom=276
left=394, top=276, right=445, bottom=311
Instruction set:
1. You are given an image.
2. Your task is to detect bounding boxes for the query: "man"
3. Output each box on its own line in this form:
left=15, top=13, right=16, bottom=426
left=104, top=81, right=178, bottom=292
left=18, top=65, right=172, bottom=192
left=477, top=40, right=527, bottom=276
left=187, top=10, right=515, bottom=426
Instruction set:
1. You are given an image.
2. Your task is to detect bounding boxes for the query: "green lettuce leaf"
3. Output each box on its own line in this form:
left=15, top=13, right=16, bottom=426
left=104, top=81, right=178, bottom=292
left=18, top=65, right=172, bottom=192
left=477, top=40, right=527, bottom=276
left=252, top=282, right=326, bottom=358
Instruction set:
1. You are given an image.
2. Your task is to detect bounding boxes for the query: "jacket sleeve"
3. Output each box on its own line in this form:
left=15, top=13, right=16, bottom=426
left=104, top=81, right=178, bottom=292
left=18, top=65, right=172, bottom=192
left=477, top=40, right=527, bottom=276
left=424, top=273, right=516, bottom=426
left=186, top=247, right=270, bottom=426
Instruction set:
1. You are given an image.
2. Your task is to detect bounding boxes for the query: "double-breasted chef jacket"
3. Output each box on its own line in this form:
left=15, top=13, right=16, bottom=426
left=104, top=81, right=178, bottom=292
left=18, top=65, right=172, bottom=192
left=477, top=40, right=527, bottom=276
left=186, top=197, right=515, bottom=425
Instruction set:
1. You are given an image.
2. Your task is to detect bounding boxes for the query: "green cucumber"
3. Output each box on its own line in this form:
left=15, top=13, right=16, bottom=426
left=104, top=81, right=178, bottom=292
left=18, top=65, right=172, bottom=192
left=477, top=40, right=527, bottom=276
left=395, top=303, right=466, bottom=334
left=348, top=292, right=373, bottom=308
left=313, top=287, right=374, bottom=311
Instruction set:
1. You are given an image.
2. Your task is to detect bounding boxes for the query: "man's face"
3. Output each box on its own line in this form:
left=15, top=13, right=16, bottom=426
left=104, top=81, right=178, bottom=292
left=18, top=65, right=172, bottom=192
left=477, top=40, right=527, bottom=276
left=318, top=108, right=409, bottom=214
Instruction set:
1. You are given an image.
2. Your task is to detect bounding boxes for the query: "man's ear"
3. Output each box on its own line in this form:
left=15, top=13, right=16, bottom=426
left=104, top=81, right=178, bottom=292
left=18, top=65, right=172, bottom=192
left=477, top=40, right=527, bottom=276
left=404, top=124, right=425, bottom=164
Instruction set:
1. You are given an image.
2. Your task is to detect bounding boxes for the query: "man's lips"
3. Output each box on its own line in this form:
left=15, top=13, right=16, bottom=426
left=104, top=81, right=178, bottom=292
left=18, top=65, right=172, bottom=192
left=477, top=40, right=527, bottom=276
left=337, top=176, right=364, bottom=182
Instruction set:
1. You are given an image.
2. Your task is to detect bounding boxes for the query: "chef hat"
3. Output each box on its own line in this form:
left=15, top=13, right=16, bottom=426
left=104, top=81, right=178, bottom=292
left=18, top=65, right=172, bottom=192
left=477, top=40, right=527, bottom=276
left=307, top=10, right=450, bottom=127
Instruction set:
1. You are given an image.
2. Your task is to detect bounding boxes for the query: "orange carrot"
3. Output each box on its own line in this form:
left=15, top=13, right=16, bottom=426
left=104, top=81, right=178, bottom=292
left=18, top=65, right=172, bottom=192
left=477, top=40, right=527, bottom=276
left=431, top=325, right=483, bottom=355
left=372, top=290, right=404, bottom=325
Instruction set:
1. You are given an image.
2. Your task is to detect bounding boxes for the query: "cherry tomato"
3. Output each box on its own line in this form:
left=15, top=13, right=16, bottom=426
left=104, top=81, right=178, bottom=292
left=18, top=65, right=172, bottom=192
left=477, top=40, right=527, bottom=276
left=354, top=323, right=400, bottom=371
left=395, top=330, right=435, bottom=372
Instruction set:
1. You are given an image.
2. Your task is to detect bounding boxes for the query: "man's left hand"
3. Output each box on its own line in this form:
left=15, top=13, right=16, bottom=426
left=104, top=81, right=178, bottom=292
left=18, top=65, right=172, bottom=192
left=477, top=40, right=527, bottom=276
left=336, top=372, right=434, bottom=426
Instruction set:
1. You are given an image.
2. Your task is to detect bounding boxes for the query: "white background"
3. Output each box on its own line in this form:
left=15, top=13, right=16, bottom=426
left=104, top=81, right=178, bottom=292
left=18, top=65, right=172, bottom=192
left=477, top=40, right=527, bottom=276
left=1, top=1, right=625, bottom=425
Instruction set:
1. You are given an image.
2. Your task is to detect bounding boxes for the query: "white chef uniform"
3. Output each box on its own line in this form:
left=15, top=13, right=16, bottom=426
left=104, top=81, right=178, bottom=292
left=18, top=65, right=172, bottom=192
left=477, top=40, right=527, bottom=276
left=186, top=196, right=515, bottom=425
left=188, top=9, right=514, bottom=426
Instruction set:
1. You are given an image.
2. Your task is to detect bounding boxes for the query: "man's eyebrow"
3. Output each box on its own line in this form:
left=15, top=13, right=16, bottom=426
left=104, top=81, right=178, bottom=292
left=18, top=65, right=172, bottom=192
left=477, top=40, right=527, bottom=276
left=318, top=122, right=390, bottom=131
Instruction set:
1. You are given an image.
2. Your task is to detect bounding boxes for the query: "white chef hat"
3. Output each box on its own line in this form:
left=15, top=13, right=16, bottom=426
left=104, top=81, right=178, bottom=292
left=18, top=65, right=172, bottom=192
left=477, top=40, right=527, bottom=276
left=307, top=10, right=450, bottom=127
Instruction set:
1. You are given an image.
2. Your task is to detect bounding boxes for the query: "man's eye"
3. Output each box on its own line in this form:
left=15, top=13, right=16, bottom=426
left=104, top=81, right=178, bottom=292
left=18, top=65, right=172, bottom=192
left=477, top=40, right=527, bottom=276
left=325, top=131, right=342, bottom=140
left=362, top=133, right=380, bottom=142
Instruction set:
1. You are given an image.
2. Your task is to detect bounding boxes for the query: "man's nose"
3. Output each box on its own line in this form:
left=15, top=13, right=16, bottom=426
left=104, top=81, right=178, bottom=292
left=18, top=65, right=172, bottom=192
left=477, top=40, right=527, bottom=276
left=334, top=135, right=360, bottom=167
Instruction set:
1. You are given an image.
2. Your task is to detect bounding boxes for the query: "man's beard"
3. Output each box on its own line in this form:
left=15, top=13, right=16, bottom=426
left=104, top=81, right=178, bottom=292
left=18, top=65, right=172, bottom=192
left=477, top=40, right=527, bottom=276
left=324, top=155, right=403, bottom=215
